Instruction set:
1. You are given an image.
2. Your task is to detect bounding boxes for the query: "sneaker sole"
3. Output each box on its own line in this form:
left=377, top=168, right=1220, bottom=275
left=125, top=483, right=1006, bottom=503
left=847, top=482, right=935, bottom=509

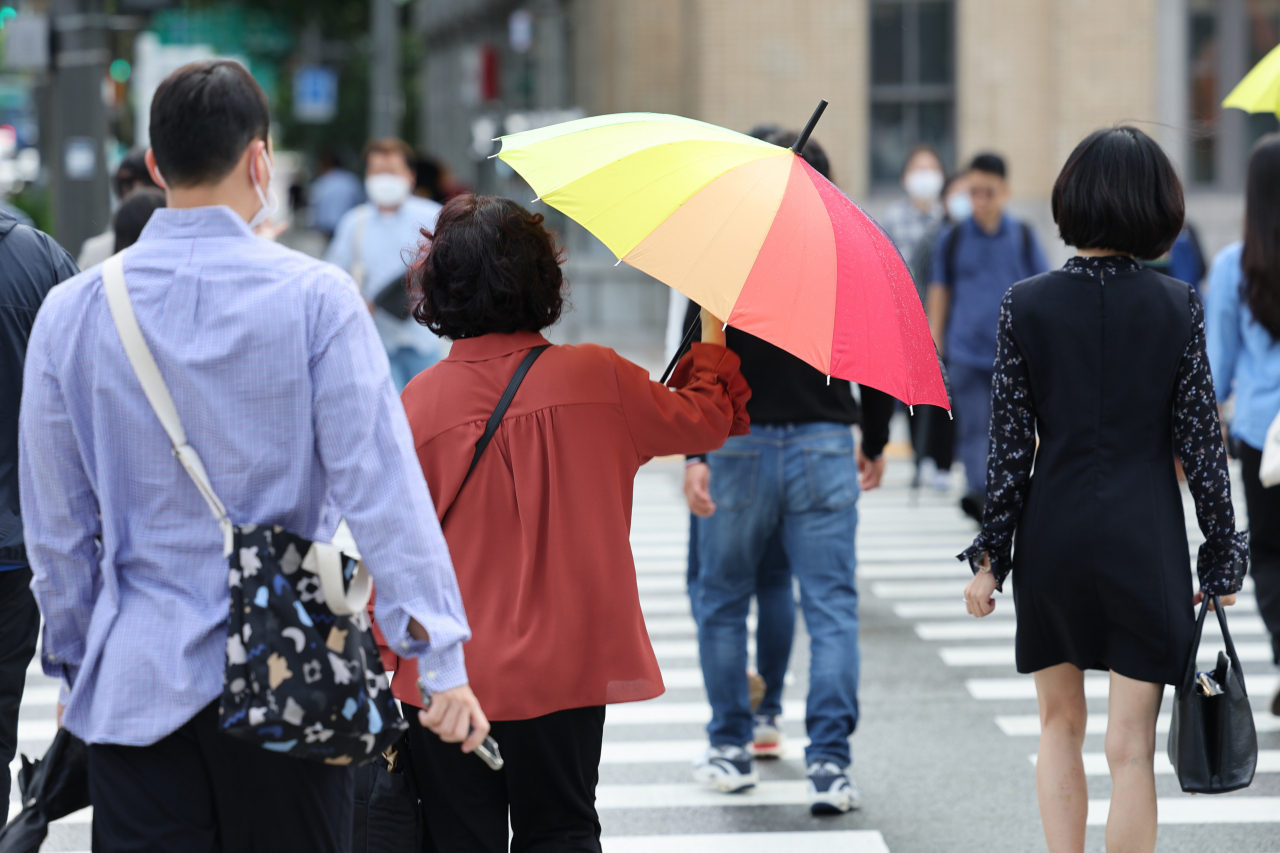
left=693, top=767, right=759, bottom=794
left=809, top=794, right=862, bottom=815
left=752, top=741, right=785, bottom=759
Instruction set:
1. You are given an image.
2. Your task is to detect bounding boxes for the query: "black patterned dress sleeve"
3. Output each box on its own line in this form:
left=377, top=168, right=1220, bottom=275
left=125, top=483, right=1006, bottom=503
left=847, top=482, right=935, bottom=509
left=1174, top=290, right=1249, bottom=595
left=958, top=289, right=1036, bottom=591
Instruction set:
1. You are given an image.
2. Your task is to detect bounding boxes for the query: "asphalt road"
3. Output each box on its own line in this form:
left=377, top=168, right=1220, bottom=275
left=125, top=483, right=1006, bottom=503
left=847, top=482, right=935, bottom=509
left=12, top=453, right=1280, bottom=851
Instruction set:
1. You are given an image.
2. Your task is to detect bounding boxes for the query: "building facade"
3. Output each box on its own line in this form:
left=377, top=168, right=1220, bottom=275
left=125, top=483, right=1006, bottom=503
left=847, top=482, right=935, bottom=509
left=416, top=0, right=1272, bottom=358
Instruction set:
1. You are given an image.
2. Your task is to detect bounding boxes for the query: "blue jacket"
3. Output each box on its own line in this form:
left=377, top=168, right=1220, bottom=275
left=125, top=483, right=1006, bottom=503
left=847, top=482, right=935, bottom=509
left=0, top=210, right=78, bottom=566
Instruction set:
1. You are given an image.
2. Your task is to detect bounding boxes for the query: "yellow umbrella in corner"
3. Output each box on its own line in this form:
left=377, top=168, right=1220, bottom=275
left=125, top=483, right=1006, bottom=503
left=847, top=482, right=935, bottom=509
left=1224, top=44, right=1280, bottom=117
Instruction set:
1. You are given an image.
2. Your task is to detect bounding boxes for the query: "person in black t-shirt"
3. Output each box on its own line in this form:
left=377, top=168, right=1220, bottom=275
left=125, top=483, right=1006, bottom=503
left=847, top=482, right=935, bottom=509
left=684, top=133, right=894, bottom=815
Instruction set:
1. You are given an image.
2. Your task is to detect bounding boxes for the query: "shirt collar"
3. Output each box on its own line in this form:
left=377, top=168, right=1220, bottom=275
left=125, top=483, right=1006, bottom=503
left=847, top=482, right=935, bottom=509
left=137, top=205, right=257, bottom=243
left=966, top=213, right=1011, bottom=238
left=445, top=331, right=551, bottom=362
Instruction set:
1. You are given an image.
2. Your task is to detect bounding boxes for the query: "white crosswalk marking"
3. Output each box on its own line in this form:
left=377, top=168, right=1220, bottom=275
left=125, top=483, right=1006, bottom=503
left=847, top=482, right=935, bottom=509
left=940, top=642, right=1277, bottom=667
left=995, top=712, right=1280, bottom=736
left=1029, top=750, right=1280, bottom=775
left=602, top=831, right=892, bottom=852
left=1086, top=798, right=1280, bottom=824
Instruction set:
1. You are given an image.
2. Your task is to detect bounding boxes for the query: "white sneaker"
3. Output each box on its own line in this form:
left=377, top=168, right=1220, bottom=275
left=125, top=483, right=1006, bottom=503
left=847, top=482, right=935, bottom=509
left=693, top=744, right=758, bottom=793
left=752, top=714, right=785, bottom=759
left=807, top=761, right=862, bottom=814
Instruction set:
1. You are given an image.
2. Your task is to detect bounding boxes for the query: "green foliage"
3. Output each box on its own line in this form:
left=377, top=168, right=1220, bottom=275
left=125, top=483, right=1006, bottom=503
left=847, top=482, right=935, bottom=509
left=10, top=184, right=53, bottom=236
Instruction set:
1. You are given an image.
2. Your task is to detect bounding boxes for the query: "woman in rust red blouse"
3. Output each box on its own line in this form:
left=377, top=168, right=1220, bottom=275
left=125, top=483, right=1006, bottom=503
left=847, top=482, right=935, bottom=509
left=392, top=195, right=750, bottom=852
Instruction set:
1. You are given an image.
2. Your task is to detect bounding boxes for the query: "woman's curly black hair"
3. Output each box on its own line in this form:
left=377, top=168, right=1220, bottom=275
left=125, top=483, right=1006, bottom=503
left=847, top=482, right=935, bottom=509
left=409, top=194, right=565, bottom=339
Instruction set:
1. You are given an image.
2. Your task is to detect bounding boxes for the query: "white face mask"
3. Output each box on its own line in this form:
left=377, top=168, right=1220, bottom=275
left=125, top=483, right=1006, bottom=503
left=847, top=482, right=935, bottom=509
left=248, top=146, right=278, bottom=230
left=365, top=173, right=413, bottom=209
left=904, top=168, right=945, bottom=201
left=945, top=192, right=973, bottom=222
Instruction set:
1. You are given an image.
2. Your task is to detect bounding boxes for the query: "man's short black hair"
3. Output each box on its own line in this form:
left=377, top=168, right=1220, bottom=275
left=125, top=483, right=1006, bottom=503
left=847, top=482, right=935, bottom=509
left=150, top=60, right=270, bottom=187
left=967, top=152, right=1006, bottom=178
left=1052, top=126, right=1184, bottom=260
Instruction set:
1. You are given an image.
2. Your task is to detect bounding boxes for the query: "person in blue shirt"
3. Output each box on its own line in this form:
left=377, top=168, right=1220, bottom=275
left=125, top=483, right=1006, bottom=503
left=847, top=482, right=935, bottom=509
left=307, top=149, right=365, bottom=238
left=926, top=153, right=1049, bottom=521
left=325, top=138, right=446, bottom=390
left=1205, top=133, right=1280, bottom=718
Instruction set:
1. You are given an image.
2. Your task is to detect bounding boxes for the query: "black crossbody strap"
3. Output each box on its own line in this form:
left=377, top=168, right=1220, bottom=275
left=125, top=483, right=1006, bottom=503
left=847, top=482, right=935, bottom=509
left=459, top=344, right=550, bottom=494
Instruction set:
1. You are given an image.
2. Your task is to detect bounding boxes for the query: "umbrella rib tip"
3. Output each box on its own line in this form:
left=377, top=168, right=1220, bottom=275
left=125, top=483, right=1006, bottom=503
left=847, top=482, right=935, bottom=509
left=614, top=258, right=623, bottom=267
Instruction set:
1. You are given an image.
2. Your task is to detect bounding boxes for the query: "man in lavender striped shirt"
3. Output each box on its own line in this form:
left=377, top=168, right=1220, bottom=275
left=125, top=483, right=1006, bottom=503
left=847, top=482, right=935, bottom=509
left=18, top=60, right=484, bottom=851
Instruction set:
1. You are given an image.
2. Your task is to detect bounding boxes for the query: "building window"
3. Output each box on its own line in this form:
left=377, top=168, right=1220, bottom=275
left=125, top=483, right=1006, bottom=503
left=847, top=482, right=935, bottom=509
left=869, top=0, right=955, bottom=187
left=1189, top=0, right=1280, bottom=187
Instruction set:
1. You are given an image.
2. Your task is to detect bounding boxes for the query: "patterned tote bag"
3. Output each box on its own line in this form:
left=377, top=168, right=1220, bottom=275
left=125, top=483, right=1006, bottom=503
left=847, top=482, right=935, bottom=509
left=103, top=252, right=406, bottom=765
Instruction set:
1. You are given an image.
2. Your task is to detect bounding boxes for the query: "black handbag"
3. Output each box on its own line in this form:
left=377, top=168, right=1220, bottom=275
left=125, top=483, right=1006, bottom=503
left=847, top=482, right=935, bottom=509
left=103, top=252, right=405, bottom=765
left=374, top=274, right=413, bottom=321
left=0, top=728, right=91, bottom=853
left=1167, top=594, right=1258, bottom=793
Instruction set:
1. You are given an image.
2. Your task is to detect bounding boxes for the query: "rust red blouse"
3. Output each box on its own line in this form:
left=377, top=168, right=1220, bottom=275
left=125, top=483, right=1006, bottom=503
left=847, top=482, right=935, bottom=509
left=385, top=331, right=749, bottom=721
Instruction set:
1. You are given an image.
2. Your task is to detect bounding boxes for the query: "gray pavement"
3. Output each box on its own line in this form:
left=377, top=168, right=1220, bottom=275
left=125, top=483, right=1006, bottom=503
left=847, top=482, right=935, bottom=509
left=10, top=450, right=1280, bottom=851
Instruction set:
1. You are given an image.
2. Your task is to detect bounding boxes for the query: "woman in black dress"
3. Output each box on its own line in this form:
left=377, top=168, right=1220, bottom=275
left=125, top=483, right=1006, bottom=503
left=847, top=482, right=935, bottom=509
left=961, top=127, right=1248, bottom=853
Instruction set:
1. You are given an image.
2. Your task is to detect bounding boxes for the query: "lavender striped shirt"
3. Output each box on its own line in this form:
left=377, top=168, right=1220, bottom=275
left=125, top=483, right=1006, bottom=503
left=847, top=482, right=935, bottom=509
left=19, top=206, right=470, bottom=746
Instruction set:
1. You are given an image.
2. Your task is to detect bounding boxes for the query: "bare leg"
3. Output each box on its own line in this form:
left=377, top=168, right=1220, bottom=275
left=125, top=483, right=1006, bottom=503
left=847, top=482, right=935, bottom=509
left=1104, top=670, right=1163, bottom=853
left=1034, top=663, right=1089, bottom=853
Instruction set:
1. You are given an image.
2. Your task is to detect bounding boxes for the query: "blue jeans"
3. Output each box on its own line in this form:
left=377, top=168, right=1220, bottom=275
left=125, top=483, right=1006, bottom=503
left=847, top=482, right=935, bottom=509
left=695, top=423, right=861, bottom=766
left=949, top=362, right=994, bottom=497
left=688, top=518, right=794, bottom=718
left=388, top=346, right=439, bottom=391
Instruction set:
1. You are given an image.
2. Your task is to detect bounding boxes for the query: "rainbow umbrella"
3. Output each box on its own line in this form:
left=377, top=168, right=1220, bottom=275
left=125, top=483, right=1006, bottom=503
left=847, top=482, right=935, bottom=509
left=496, top=101, right=949, bottom=410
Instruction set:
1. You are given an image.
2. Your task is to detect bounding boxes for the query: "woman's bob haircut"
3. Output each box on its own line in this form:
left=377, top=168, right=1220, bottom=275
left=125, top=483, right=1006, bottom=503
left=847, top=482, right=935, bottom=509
left=410, top=194, right=565, bottom=339
left=1052, top=126, right=1185, bottom=260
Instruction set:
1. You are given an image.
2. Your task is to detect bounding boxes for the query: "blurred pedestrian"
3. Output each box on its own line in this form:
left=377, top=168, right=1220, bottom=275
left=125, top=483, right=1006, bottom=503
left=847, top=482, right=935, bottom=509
left=879, top=145, right=946, bottom=269
left=0, top=207, right=78, bottom=807
left=926, top=152, right=1048, bottom=521
left=18, top=59, right=484, bottom=852
left=905, top=171, right=969, bottom=492
left=687, top=132, right=893, bottom=814
left=962, top=126, right=1247, bottom=853
left=77, top=150, right=159, bottom=269
left=111, top=188, right=166, bottom=252
left=1206, top=132, right=1280, bottom=718
left=325, top=138, right=445, bottom=390
left=308, top=149, right=365, bottom=238
left=392, top=194, right=750, bottom=853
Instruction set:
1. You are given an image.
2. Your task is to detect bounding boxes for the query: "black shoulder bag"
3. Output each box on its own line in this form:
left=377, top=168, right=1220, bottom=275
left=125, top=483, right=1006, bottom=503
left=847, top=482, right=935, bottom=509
left=1167, top=594, right=1258, bottom=793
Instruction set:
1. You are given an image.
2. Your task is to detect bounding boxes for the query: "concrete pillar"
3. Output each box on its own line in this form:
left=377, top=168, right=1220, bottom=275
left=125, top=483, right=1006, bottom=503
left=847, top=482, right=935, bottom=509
left=369, top=0, right=402, bottom=139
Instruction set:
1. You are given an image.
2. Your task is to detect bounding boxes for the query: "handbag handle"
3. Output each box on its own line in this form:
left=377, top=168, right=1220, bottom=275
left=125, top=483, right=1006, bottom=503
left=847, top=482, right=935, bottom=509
left=1180, top=593, right=1248, bottom=697
left=302, top=542, right=373, bottom=615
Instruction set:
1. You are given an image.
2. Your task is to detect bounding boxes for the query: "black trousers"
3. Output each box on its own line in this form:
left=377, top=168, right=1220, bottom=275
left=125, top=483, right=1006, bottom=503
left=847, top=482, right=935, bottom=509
left=1239, top=442, right=1280, bottom=666
left=909, top=406, right=954, bottom=471
left=407, top=705, right=605, bottom=853
left=0, top=567, right=39, bottom=806
left=88, top=701, right=355, bottom=853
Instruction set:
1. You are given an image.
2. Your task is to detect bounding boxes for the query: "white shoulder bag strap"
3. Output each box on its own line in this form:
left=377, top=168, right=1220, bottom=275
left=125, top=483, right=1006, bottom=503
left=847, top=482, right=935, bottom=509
left=103, top=251, right=235, bottom=557
left=101, top=252, right=371, bottom=614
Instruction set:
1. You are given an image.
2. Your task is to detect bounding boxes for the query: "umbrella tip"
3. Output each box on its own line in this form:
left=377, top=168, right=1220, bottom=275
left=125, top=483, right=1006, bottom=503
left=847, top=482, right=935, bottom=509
left=614, top=258, right=623, bottom=267
left=792, top=99, right=830, bottom=154
left=826, top=375, right=831, bottom=386
left=532, top=197, right=541, bottom=203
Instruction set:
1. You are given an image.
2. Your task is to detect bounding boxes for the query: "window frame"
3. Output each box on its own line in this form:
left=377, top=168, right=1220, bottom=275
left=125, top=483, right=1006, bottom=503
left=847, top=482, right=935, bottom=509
left=868, top=0, right=957, bottom=189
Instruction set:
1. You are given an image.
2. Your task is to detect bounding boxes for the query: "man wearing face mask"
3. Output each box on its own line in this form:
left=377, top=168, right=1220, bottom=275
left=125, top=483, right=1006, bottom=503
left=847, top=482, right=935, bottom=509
left=19, top=60, right=482, bottom=851
left=325, top=138, right=445, bottom=390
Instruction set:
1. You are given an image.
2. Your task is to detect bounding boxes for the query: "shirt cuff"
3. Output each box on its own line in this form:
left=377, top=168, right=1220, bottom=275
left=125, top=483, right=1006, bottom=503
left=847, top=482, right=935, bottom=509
left=685, top=455, right=707, bottom=466
left=416, top=642, right=468, bottom=694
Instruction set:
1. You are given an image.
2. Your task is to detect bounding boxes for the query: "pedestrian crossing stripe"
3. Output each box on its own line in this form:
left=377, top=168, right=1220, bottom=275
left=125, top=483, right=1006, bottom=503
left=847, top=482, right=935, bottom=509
left=600, top=738, right=808, bottom=764
left=968, top=675, right=1279, bottom=701
left=604, top=700, right=807, bottom=726
left=939, top=642, right=1276, bottom=666
left=1030, top=750, right=1280, bottom=775
left=601, top=831, right=891, bottom=852
left=1086, top=797, right=1280, bottom=824
left=994, top=712, right=1280, bottom=736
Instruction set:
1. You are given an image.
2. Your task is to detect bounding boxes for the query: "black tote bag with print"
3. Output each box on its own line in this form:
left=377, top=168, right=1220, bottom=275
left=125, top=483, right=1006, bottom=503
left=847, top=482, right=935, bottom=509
left=103, top=252, right=405, bottom=765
